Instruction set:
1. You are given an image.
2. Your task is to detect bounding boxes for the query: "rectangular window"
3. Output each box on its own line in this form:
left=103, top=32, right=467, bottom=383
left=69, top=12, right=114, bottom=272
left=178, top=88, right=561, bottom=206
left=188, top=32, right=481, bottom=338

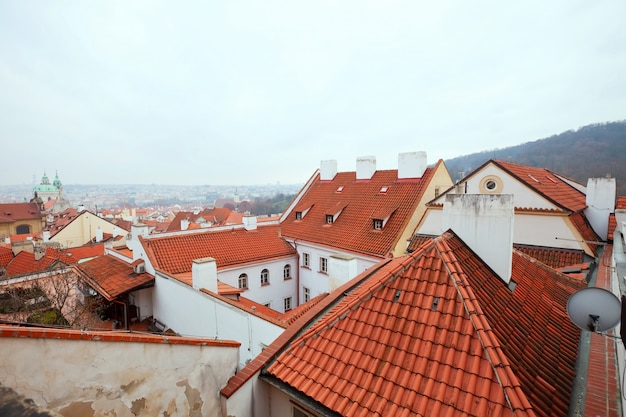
left=320, top=257, right=328, bottom=273
left=303, top=287, right=310, bottom=303
left=284, top=297, right=292, bottom=312
left=284, top=264, right=291, bottom=279
left=293, top=407, right=310, bottom=417
left=295, top=211, right=302, bottom=220
left=238, top=274, right=248, bottom=289
left=373, top=219, right=383, bottom=230
left=261, top=269, right=269, bottom=285
left=303, top=252, right=310, bottom=268
left=326, top=214, right=333, bottom=224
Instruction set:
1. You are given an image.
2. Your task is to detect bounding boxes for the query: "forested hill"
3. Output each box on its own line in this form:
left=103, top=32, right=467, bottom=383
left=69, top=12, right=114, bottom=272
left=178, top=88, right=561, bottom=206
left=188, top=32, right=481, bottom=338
left=444, top=120, right=626, bottom=196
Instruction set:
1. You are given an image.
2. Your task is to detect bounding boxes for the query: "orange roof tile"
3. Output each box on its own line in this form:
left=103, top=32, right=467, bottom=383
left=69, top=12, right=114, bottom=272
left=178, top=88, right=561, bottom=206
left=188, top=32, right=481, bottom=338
left=0, top=246, right=14, bottom=268
left=74, top=255, right=154, bottom=301
left=4, top=246, right=81, bottom=276
left=143, top=224, right=296, bottom=274
left=281, top=165, right=439, bottom=257
left=493, top=160, right=587, bottom=212
left=608, top=214, right=617, bottom=241
left=0, top=203, right=42, bottom=223
left=512, top=244, right=585, bottom=269
left=242, top=232, right=584, bottom=417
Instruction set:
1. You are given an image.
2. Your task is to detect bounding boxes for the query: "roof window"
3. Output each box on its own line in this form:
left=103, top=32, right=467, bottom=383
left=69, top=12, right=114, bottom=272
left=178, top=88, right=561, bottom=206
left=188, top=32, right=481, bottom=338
left=528, top=174, right=540, bottom=183
left=379, top=186, right=389, bottom=194
left=336, top=186, right=344, bottom=193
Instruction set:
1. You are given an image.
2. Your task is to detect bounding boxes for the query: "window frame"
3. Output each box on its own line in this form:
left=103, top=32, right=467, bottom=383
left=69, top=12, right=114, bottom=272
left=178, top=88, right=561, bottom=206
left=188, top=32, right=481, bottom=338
left=283, top=264, right=291, bottom=280
left=238, top=273, right=248, bottom=290
left=319, top=256, right=328, bottom=274
left=373, top=219, right=384, bottom=230
left=302, top=252, right=310, bottom=268
left=284, top=296, right=292, bottom=312
left=260, top=269, right=269, bottom=286
left=303, top=287, right=310, bottom=303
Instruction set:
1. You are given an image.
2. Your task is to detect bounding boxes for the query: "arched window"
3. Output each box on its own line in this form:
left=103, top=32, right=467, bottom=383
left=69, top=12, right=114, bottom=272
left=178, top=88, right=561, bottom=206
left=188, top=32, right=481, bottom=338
left=260, top=269, right=269, bottom=285
left=238, top=273, right=248, bottom=289
left=283, top=264, right=291, bottom=279
left=16, top=224, right=31, bottom=235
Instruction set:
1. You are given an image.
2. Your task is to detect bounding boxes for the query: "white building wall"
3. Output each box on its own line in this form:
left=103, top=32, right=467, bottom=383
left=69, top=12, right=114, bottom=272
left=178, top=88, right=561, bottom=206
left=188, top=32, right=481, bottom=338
left=0, top=333, right=238, bottom=417
left=416, top=209, right=444, bottom=236
left=219, top=256, right=298, bottom=313
left=292, top=241, right=379, bottom=302
left=131, top=287, right=153, bottom=321
left=223, top=370, right=271, bottom=417
left=152, top=274, right=285, bottom=367
left=515, top=213, right=589, bottom=251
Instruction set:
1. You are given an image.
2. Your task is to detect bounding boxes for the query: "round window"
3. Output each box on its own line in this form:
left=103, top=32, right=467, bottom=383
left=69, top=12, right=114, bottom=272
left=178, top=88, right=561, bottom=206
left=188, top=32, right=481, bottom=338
left=479, top=175, right=503, bottom=193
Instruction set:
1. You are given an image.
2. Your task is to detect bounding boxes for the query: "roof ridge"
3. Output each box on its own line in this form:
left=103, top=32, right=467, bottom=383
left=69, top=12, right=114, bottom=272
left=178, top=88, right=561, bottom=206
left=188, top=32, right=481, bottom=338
left=434, top=236, right=535, bottom=416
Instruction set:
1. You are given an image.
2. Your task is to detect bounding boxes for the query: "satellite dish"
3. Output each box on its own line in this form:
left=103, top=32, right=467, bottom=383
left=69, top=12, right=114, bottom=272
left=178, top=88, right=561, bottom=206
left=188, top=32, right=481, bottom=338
left=567, top=287, right=621, bottom=332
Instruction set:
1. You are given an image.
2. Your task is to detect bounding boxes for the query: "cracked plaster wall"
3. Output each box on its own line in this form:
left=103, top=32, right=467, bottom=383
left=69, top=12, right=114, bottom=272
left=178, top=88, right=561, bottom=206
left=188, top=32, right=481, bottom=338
left=0, top=337, right=238, bottom=417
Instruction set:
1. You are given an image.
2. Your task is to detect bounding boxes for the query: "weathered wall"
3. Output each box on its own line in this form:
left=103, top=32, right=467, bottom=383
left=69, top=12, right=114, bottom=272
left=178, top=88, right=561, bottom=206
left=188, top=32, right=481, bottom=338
left=0, top=326, right=239, bottom=417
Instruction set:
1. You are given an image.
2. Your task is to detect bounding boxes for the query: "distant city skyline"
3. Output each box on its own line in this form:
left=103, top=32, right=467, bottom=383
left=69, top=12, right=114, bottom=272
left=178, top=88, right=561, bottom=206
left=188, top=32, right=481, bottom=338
left=1, top=1, right=625, bottom=186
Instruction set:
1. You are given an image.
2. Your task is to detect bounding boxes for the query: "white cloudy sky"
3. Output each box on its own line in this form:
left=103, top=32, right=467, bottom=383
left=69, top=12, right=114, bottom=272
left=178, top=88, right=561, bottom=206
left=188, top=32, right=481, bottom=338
left=1, top=1, right=625, bottom=186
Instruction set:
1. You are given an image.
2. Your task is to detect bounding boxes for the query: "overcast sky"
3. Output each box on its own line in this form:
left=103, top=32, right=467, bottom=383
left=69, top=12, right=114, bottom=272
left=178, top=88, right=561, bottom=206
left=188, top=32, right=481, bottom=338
left=1, top=1, right=625, bottom=186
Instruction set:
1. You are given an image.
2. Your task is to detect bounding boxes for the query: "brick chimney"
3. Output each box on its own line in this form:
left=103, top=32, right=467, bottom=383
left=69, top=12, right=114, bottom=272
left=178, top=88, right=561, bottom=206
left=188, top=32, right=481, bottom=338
left=443, top=194, right=514, bottom=284
left=356, top=156, right=376, bottom=180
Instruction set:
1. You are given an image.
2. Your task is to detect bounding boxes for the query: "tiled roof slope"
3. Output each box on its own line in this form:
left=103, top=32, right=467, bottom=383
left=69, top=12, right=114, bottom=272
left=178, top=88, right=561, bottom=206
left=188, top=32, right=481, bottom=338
left=143, top=224, right=296, bottom=274
left=74, top=255, right=154, bottom=301
left=0, top=246, right=13, bottom=268
left=493, top=160, right=587, bottom=212
left=0, top=203, right=42, bottom=223
left=264, top=232, right=584, bottom=417
left=280, top=167, right=437, bottom=257
left=608, top=196, right=626, bottom=241
left=510, top=245, right=584, bottom=269
left=448, top=239, right=586, bottom=417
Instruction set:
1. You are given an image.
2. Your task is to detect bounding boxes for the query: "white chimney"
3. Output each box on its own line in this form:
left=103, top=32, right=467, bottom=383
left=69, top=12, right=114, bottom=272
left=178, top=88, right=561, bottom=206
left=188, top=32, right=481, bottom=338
left=356, top=156, right=376, bottom=180
left=443, top=194, right=514, bottom=284
left=4, top=237, right=10, bottom=245
left=112, top=227, right=121, bottom=238
left=95, top=227, right=103, bottom=243
left=329, top=254, right=358, bottom=291
left=192, top=257, right=218, bottom=293
left=128, top=223, right=149, bottom=253
left=243, top=215, right=257, bottom=231
left=398, top=151, right=427, bottom=179
left=181, top=218, right=190, bottom=231
left=78, top=204, right=86, bottom=212
left=320, top=160, right=338, bottom=181
left=585, top=177, right=616, bottom=241
left=42, top=230, right=50, bottom=242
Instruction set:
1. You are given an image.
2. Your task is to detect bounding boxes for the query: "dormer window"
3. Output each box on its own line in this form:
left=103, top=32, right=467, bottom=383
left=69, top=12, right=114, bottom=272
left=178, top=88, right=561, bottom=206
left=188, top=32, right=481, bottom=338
left=326, top=215, right=334, bottom=224
left=295, top=205, right=312, bottom=220
left=373, top=219, right=384, bottom=230
left=296, top=211, right=302, bottom=220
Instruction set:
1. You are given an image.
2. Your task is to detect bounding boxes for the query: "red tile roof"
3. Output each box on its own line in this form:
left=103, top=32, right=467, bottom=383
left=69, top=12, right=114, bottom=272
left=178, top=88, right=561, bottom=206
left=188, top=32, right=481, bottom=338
left=0, top=203, right=42, bottom=224
left=74, top=255, right=154, bottom=301
left=512, top=245, right=585, bottom=269
left=239, top=232, right=584, bottom=417
left=143, top=224, right=296, bottom=274
left=280, top=164, right=440, bottom=257
left=493, top=160, right=587, bottom=213
left=0, top=246, right=12, bottom=268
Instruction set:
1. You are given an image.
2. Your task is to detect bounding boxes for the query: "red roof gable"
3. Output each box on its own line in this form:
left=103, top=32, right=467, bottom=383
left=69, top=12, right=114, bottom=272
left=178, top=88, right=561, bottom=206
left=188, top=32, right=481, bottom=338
left=493, top=160, right=587, bottom=213
left=0, top=246, right=12, bottom=268
left=0, top=203, right=42, bottom=223
left=243, top=232, right=584, bottom=417
left=74, top=255, right=154, bottom=301
left=280, top=165, right=438, bottom=257
left=143, top=224, right=296, bottom=274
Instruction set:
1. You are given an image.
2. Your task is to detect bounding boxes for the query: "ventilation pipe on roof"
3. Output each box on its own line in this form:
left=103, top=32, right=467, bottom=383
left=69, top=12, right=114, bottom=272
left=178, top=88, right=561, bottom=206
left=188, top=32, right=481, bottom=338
left=42, top=231, right=50, bottom=242
left=95, top=227, right=103, bottom=243
left=443, top=194, right=514, bottom=284
left=192, top=257, right=218, bottom=293
left=320, top=160, right=338, bottom=181
left=398, top=151, right=427, bottom=179
left=181, top=218, right=190, bottom=231
left=585, top=177, right=616, bottom=241
left=356, top=156, right=376, bottom=180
